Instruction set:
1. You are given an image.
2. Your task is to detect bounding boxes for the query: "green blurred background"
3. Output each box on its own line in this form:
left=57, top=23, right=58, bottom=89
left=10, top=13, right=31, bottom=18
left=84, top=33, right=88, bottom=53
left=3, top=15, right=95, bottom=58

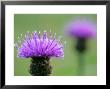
left=14, top=14, right=97, bottom=76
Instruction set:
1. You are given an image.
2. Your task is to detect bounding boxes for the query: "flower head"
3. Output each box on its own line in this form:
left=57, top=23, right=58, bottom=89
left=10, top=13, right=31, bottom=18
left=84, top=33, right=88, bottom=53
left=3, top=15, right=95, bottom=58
left=15, top=31, right=64, bottom=58
left=66, top=19, right=96, bottom=39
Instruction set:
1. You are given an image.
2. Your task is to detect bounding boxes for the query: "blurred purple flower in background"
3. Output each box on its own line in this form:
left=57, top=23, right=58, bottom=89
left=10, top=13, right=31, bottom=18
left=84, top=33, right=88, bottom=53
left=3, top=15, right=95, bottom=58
left=65, top=19, right=97, bottom=75
left=15, top=30, right=64, bottom=76
left=15, top=31, right=64, bottom=58
left=66, top=20, right=96, bottom=39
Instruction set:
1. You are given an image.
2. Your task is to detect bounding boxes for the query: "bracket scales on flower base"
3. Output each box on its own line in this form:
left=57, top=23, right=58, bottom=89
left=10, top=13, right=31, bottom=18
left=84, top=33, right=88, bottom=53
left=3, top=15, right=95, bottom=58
left=30, top=57, right=52, bottom=76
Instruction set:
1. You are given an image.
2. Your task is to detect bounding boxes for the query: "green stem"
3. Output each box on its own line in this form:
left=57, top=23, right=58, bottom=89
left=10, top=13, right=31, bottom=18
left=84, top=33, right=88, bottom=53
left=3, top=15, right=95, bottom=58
left=77, top=53, right=85, bottom=76
left=75, top=38, right=86, bottom=76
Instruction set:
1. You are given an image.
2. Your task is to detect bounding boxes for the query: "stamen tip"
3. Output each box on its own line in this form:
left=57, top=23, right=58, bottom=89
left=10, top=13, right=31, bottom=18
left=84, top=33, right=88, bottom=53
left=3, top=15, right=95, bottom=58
left=39, top=31, right=40, bottom=34
left=44, top=30, right=46, bottom=32
left=54, top=33, right=56, bottom=36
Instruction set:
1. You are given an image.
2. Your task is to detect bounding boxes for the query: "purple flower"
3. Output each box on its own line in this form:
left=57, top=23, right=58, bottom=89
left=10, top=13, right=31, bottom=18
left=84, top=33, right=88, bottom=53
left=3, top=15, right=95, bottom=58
left=15, top=31, right=64, bottom=58
left=66, top=20, right=96, bottom=38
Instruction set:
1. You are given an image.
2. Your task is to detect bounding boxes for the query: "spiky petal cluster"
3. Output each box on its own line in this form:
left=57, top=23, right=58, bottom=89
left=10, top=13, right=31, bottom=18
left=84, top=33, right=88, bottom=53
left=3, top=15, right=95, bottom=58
left=15, top=31, right=64, bottom=58
left=66, top=20, right=96, bottom=39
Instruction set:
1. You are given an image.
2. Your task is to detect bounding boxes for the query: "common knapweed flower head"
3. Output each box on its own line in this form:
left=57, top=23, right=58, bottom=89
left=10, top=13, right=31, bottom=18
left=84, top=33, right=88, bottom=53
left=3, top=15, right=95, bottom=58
left=66, top=19, right=96, bottom=39
left=15, top=31, right=64, bottom=58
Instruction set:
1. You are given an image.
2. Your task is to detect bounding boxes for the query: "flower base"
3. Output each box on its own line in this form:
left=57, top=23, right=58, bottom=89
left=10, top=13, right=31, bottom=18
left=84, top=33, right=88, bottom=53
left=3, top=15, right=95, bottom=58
left=75, top=38, right=86, bottom=53
left=29, top=57, right=52, bottom=76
